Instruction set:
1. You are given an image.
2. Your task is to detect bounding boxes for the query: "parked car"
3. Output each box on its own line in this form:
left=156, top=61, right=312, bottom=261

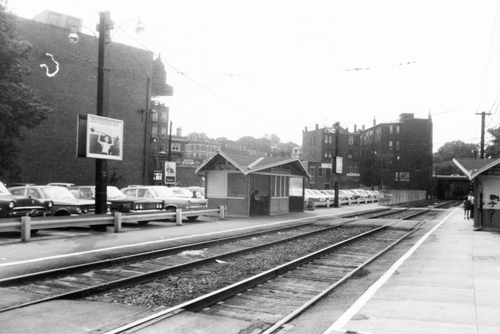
left=304, top=189, right=327, bottom=207
left=351, top=189, right=370, bottom=201
left=187, top=186, right=205, bottom=199
left=69, top=185, right=164, bottom=225
left=121, top=185, right=208, bottom=221
left=9, top=185, right=95, bottom=216
left=365, top=190, right=379, bottom=202
left=323, top=189, right=350, bottom=205
left=0, top=182, right=52, bottom=219
left=47, top=182, right=75, bottom=188
left=339, top=190, right=355, bottom=204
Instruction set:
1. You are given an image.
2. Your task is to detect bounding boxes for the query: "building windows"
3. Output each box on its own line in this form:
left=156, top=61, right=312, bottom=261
left=161, top=112, right=168, bottom=122
left=160, top=144, right=165, bottom=152
left=396, top=141, right=400, bottom=150
left=396, top=125, right=400, bottom=134
left=310, top=166, right=316, bottom=176
left=318, top=168, right=323, bottom=177
left=324, top=150, right=332, bottom=158
left=389, top=141, right=393, bottom=150
left=160, top=127, right=167, bottom=138
left=151, top=113, right=158, bottom=122
left=349, top=136, right=354, bottom=145
left=389, top=125, right=393, bottom=134
left=151, top=126, right=157, bottom=138
left=171, top=143, right=181, bottom=151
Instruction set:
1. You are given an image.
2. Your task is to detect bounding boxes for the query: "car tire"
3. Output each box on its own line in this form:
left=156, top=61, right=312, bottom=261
left=187, top=216, right=198, bottom=222
left=165, top=207, right=176, bottom=222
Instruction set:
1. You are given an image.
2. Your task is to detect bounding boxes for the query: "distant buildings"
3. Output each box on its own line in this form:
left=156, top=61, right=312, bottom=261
left=302, top=113, right=433, bottom=191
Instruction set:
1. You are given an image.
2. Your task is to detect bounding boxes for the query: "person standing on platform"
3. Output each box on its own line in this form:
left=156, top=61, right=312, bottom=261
left=463, top=194, right=471, bottom=219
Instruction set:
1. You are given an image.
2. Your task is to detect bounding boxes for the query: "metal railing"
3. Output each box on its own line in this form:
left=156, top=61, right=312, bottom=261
left=0, top=206, right=226, bottom=242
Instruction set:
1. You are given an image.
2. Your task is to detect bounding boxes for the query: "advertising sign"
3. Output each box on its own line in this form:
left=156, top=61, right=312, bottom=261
left=86, top=115, right=123, bottom=160
left=165, top=161, right=176, bottom=184
left=334, top=156, right=343, bottom=174
left=395, top=172, right=410, bottom=182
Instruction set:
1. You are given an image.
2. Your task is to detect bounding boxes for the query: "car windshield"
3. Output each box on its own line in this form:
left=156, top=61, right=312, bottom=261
left=0, top=182, right=11, bottom=195
left=173, top=189, right=192, bottom=197
left=151, top=187, right=175, bottom=198
left=41, top=186, right=76, bottom=199
left=107, top=186, right=126, bottom=198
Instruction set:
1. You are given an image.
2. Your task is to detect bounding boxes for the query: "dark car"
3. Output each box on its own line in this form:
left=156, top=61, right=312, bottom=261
left=9, top=185, right=95, bottom=216
left=121, top=185, right=208, bottom=221
left=69, top=186, right=164, bottom=225
left=0, top=182, right=52, bottom=219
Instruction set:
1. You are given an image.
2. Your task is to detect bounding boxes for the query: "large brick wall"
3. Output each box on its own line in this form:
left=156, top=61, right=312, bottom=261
left=7, top=18, right=154, bottom=189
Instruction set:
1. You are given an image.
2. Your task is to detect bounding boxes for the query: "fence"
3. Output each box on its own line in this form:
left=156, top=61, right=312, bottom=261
left=0, top=206, right=226, bottom=243
left=378, top=190, right=427, bottom=206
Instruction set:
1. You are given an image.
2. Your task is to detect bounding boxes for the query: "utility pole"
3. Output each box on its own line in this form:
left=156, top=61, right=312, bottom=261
left=334, top=122, right=340, bottom=208
left=475, top=111, right=491, bottom=159
left=95, top=11, right=112, bottom=228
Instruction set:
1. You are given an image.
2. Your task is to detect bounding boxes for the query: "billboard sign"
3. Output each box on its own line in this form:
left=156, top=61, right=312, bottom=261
left=84, top=115, right=123, bottom=160
left=165, top=161, right=176, bottom=184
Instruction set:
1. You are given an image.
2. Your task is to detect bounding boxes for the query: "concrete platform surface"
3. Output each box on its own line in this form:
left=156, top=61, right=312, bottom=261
left=323, top=207, right=500, bottom=334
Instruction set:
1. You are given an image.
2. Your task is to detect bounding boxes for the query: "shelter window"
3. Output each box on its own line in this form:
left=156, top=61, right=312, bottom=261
left=272, top=175, right=288, bottom=198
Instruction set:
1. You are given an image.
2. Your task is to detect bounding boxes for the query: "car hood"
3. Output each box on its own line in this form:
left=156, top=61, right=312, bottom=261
left=0, top=195, right=46, bottom=206
left=52, top=197, right=94, bottom=206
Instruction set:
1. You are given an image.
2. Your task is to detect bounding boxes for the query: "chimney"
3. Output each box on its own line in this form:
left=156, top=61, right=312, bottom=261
left=315, top=124, right=319, bottom=130
left=362, top=125, right=365, bottom=130
left=354, top=124, right=357, bottom=132
left=373, top=116, right=376, bottom=125
left=176, top=127, right=182, bottom=136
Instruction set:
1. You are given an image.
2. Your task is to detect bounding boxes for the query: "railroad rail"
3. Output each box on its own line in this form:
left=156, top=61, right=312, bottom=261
left=104, top=219, right=430, bottom=334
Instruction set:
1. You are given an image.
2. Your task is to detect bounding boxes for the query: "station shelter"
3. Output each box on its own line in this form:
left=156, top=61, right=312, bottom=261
left=454, top=157, right=500, bottom=231
left=195, top=151, right=310, bottom=218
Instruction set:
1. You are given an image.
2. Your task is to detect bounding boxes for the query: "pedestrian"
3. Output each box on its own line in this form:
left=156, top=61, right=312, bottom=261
left=463, top=195, right=471, bottom=220
left=468, top=192, right=475, bottom=219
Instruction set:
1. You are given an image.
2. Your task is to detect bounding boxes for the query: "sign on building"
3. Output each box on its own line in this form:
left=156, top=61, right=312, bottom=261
left=395, top=172, right=410, bottom=182
left=165, top=161, right=176, bottom=184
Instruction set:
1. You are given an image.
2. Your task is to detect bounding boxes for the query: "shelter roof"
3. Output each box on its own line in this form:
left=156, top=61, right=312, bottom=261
left=453, top=158, right=500, bottom=180
left=196, top=150, right=310, bottom=178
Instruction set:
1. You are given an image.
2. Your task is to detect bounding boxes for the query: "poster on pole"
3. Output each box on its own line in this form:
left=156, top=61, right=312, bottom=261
left=86, top=115, right=123, bottom=160
left=165, top=161, right=176, bottom=184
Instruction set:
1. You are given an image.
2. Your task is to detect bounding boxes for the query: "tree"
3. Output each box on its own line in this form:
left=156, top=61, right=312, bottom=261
left=433, top=140, right=476, bottom=175
left=485, top=126, right=500, bottom=158
left=0, top=4, right=51, bottom=177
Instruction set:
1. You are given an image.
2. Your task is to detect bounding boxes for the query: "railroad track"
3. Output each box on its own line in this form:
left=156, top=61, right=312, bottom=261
left=0, top=207, right=441, bottom=333
left=103, top=220, right=429, bottom=334
left=0, top=216, right=375, bottom=313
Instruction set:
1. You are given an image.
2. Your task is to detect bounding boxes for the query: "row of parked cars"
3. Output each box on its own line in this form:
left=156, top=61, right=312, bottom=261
left=304, top=188, right=379, bottom=207
left=0, top=182, right=208, bottom=225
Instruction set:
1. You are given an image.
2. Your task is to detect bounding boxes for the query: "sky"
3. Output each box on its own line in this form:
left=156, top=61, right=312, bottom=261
left=6, top=0, right=500, bottom=151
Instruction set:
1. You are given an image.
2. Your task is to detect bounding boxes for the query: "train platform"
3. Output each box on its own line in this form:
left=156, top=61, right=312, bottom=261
left=323, top=207, right=500, bottom=334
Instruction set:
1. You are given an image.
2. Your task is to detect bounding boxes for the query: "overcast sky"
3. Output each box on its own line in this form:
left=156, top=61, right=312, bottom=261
left=7, top=0, right=500, bottom=151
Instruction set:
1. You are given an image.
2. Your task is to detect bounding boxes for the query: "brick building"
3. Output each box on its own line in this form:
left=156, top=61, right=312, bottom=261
left=359, top=113, right=433, bottom=191
left=301, top=124, right=361, bottom=189
left=301, top=113, right=433, bottom=191
left=6, top=14, right=171, bottom=188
